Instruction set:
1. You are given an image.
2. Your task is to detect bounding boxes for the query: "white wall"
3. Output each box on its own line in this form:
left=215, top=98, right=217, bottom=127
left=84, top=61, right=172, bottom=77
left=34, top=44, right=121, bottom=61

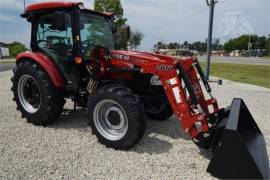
left=0, top=47, right=10, bottom=58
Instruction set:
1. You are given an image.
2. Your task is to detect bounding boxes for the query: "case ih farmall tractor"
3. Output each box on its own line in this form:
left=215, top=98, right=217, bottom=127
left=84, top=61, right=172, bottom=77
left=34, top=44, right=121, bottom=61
left=11, top=2, right=269, bottom=179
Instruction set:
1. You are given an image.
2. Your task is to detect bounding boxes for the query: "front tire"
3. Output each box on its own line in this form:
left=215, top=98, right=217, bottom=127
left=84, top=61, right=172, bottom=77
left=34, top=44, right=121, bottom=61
left=11, top=60, right=65, bottom=125
left=88, top=84, right=146, bottom=149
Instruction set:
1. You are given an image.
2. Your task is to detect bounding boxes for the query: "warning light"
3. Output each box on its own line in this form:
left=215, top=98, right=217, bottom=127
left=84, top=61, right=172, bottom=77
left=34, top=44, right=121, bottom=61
left=75, top=57, right=82, bottom=64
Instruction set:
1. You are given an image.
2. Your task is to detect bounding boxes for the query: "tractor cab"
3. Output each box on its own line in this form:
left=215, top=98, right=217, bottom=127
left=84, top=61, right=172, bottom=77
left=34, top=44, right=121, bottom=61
left=22, top=2, right=116, bottom=83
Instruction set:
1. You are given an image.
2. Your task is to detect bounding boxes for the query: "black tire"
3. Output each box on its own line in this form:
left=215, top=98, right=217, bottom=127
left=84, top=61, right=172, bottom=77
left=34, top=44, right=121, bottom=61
left=88, top=84, right=146, bottom=149
left=11, top=60, right=65, bottom=125
left=145, top=102, right=173, bottom=121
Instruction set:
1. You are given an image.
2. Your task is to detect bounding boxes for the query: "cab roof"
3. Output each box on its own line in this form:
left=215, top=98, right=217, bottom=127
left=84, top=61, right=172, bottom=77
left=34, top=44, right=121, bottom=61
left=26, top=1, right=80, bottom=12
left=24, top=1, right=113, bottom=17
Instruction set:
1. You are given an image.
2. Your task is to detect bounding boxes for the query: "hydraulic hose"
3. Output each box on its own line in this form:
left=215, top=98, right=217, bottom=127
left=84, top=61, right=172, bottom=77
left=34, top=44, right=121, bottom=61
left=194, top=59, right=212, bottom=93
left=176, top=64, right=199, bottom=106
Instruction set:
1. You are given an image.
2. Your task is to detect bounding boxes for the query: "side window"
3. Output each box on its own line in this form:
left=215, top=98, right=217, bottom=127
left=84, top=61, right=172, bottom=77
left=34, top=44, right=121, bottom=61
left=36, top=11, right=73, bottom=61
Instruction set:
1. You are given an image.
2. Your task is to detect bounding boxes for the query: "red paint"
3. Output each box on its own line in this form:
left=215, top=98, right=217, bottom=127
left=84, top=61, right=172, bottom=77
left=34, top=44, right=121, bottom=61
left=26, top=1, right=79, bottom=12
left=16, top=47, right=219, bottom=138
left=102, top=12, right=114, bottom=16
left=16, top=52, right=65, bottom=88
left=21, top=1, right=221, bottom=140
left=106, top=50, right=220, bottom=138
left=25, top=2, right=113, bottom=17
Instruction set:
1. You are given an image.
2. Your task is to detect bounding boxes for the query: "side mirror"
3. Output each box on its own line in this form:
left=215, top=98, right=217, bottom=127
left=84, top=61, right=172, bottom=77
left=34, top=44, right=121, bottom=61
left=112, top=23, right=117, bottom=33
left=124, top=25, right=130, bottom=40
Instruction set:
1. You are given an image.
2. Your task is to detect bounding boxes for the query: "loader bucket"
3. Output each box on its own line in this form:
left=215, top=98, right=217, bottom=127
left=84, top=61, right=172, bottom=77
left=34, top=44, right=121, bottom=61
left=207, top=98, right=270, bottom=179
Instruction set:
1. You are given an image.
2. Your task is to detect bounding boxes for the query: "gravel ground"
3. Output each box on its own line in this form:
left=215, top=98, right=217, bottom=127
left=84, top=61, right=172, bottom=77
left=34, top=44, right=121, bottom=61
left=0, top=70, right=269, bottom=179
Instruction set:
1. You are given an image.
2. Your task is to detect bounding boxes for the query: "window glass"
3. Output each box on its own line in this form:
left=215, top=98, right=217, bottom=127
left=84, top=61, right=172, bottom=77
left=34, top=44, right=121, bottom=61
left=36, top=11, right=73, bottom=61
left=79, top=12, right=115, bottom=54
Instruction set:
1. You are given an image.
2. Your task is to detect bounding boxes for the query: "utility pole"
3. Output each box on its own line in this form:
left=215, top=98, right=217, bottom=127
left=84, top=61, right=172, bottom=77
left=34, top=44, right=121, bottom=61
left=205, top=0, right=217, bottom=80
left=23, top=0, right=26, bottom=12
left=247, top=34, right=251, bottom=56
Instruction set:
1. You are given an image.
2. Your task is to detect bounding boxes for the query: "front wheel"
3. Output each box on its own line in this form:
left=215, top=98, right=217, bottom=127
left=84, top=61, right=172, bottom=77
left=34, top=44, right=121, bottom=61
left=88, top=84, right=146, bottom=149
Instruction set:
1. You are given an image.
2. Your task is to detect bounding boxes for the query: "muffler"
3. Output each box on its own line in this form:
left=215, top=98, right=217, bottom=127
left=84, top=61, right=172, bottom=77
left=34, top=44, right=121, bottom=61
left=207, top=98, right=269, bottom=179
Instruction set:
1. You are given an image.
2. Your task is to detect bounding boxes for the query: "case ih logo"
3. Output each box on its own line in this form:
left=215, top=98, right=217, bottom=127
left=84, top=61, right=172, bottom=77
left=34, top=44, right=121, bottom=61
left=156, top=64, right=174, bottom=71
left=111, top=53, right=130, bottom=61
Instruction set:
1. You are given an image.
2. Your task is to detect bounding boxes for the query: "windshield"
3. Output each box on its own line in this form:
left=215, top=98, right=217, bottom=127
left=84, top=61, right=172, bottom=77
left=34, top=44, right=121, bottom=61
left=79, top=11, right=115, bottom=51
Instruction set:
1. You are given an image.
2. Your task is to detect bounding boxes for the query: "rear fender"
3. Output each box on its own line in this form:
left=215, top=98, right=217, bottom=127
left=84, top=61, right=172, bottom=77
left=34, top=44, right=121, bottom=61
left=16, top=51, right=65, bottom=88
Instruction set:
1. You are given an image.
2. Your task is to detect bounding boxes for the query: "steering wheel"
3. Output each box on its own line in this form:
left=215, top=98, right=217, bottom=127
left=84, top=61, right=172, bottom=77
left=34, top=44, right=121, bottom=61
left=81, top=39, right=96, bottom=47
left=37, top=39, right=50, bottom=44
left=81, top=39, right=97, bottom=54
left=37, top=39, right=54, bottom=50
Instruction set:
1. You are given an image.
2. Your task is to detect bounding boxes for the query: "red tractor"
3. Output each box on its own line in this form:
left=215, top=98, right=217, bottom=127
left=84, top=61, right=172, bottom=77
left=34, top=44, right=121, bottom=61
left=11, top=2, right=269, bottom=179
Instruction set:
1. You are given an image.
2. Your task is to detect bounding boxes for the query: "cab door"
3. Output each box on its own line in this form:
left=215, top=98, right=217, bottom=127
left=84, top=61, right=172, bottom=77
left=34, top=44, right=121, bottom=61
left=33, top=10, right=76, bottom=82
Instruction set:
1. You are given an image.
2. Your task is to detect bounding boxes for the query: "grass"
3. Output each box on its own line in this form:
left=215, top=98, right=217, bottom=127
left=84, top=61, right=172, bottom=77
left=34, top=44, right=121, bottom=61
left=260, top=56, right=270, bottom=60
left=200, top=62, right=270, bottom=89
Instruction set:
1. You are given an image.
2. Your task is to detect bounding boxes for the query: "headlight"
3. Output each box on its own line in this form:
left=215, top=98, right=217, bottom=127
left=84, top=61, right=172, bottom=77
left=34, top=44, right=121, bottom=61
left=150, top=75, right=162, bottom=85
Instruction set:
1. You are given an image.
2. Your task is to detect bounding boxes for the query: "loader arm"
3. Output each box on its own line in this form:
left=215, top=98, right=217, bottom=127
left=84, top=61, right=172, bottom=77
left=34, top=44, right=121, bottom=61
left=159, top=57, right=219, bottom=139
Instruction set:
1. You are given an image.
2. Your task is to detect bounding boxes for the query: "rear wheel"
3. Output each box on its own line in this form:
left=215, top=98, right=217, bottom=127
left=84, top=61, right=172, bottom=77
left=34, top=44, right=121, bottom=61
left=11, top=60, right=65, bottom=125
left=88, top=84, right=146, bottom=149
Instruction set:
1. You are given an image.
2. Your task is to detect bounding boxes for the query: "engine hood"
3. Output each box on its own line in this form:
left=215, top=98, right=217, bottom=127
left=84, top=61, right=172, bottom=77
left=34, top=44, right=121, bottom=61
left=110, top=50, right=174, bottom=64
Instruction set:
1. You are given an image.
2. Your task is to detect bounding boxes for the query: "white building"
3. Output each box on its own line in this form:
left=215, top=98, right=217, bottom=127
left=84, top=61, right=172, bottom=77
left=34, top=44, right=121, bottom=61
left=0, top=44, right=10, bottom=59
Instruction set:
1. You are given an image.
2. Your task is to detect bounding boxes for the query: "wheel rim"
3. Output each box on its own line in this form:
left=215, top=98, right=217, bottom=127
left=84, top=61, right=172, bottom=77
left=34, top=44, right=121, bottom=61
left=17, top=74, right=41, bottom=113
left=93, top=99, right=128, bottom=141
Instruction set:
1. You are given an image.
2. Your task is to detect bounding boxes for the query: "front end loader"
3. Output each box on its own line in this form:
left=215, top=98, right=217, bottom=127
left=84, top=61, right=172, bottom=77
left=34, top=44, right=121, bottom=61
left=11, top=2, right=269, bottom=179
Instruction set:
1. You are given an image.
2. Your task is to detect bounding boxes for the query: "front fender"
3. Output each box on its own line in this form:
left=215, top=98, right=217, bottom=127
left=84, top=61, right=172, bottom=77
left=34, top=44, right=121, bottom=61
left=16, top=51, right=65, bottom=88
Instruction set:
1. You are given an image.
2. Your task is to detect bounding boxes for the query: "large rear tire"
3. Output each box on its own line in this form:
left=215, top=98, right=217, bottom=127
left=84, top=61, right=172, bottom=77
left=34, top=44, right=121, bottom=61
left=88, top=84, right=146, bottom=149
left=11, top=60, right=65, bottom=125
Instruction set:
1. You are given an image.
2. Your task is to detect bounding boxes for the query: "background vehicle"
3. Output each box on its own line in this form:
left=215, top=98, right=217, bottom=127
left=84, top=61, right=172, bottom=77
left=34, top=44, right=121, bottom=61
left=241, top=49, right=267, bottom=57
left=11, top=2, right=269, bottom=179
left=175, top=49, right=194, bottom=57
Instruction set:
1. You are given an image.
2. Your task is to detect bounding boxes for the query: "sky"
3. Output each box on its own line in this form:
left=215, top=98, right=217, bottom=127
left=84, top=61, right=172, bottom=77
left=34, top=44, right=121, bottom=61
left=0, top=0, right=269, bottom=50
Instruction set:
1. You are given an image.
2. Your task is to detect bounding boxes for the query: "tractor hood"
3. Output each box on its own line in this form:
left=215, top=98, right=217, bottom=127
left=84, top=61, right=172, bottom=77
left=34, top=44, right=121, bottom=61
left=110, top=50, right=175, bottom=65
left=108, top=50, right=195, bottom=74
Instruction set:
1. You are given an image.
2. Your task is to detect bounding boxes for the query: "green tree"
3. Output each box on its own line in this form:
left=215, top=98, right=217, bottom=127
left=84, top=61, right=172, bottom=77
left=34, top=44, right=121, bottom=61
left=94, top=0, right=127, bottom=49
left=8, top=42, right=27, bottom=57
left=191, top=41, right=207, bottom=52
left=115, top=27, right=129, bottom=49
left=167, top=42, right=180, bottom=49
left=153, top=41, right=167, bottom=50
left=94, top=0, right=143, bottom=50
left=129, top=30, right=144, bottom=50
left=222, top=34, right=270, bottom=53
left=94, top=0, right=127, bottom=26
